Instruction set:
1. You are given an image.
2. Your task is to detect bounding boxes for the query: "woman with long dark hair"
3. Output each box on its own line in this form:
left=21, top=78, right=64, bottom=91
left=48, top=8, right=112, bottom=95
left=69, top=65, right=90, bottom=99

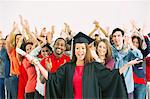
left=131, top=35, right=147, bottom=99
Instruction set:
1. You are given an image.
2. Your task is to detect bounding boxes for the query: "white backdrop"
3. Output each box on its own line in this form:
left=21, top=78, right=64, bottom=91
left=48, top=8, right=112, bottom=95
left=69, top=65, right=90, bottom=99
left=0, top=1, right=150, bottom=40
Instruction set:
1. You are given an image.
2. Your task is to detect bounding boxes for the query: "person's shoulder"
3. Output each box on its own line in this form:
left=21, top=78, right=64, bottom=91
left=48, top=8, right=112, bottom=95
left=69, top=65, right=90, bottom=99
left=49, top=53, right=54, bottom=58
left=89, top=61, right=106, bottom=70
left=22, top=57, right=29, bottom=64
left=63, top=54, right=70, bottom=58
left=40, top=57, right=46, bottom=62
left=59, top=61, right=75, bottom=70
left=91, top=61, right=102, bottom=65
left=111, top=44, right=116, bottom=50
left=106, top=57, right=115, bottom=63
left=1, top=47, right=6, bottom=51
left=63, top=61, right=74, bottom=66
left=86, top=61, right=104, bottom=67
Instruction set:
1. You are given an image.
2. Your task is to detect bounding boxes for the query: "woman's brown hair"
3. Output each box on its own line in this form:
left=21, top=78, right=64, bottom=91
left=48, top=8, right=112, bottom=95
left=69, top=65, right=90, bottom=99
left=96, top=39, right=112, bottom=59
left=72, top=43, right=94, bottom=64
left=131, top=35, right=142, bottom=51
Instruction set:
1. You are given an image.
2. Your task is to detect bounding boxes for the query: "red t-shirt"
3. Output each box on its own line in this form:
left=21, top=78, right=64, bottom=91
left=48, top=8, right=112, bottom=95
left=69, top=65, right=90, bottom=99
left=18, top=63, right=28, bottom=99
left=23, top=58, right=37, bottom=93
left=133, top=72, right=146, bottom=85
left=40, top=53, right=70, bottom=73
left=73, top=66, right=84, bottom=99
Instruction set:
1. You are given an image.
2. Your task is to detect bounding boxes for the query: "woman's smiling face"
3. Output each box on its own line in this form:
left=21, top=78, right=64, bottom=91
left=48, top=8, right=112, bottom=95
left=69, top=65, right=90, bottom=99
left=75, top=43, right=86, bottom=61
left=97, top=41, right=107, bottom=56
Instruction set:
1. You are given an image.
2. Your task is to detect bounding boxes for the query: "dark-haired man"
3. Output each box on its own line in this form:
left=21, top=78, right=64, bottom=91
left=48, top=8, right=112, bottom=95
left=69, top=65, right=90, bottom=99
left=41, top=38, right=70, bottom=73
left=40, top=38, right=70, bottom=98
left=111, top=28, right=143, bottom=99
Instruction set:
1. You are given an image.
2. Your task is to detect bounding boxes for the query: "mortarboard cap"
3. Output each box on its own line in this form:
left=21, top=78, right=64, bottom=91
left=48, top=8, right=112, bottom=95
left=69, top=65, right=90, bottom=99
left=68, top=32, right=94, bottom=45
left=68, top=32, right=94, bottom=59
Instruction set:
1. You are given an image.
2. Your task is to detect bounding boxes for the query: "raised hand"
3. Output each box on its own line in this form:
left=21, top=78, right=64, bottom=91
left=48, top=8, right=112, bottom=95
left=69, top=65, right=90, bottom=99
left=19, top=15, right=24, bottom=26
left=51, top=25, right=55, bottom=35
left=45, top=58, right=52, bottom=71
left=19, top=15, right=28, bottom=31
left=63, top=23, right=69, bottom=33
left=34, top=27, right=38, bottom=34
left=130, top=19, right=137, bottom=28
left=62, top=59, right=66, bottom=65
left=0, top=31, right=2, bottom=39
left=105, top=26, right=110, bottom=34
left=12, top=22, right=18, bottom=33
left=24, top=20, right=30, bottom=31
left=40, top=27, right=47, bottom=36
left=93, top=20, right=100, bottom=29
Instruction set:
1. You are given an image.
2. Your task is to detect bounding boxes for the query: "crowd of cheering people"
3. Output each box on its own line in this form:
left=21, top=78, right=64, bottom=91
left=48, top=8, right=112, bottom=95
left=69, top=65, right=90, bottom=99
left=0, top=15, right=150, bottom=99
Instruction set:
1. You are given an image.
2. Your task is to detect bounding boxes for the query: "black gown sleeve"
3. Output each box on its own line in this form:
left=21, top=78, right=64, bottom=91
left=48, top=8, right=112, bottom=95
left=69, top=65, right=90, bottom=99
left=94, top=62, right=128, bottom=99
left=46, top=63, right=67, bottom=99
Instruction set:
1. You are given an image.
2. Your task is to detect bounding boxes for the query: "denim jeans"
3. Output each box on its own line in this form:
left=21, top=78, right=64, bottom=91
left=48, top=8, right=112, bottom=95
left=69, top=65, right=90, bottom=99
left=25, top=92, right=35, bottom=99
left=134, top=83, right=146, bottom=99
left=5, top=76, right=18, bottom=99
left=147, top=83, right=150, bottom=99
left=128, top=92, right=134, bottom=99
left=0, top=78, right=4, bottom=99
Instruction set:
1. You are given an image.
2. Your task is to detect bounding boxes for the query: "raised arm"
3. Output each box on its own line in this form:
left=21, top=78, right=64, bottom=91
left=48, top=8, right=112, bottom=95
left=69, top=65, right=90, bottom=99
left=93, top=20, right=109, bottom=37
left=34, top=59, right=48, bottom=79
left=130, top=19, right=140, bottom=33
left=98, top=25, right=108, bottom=37
left=88, top=21, right=99, bottom=37
left=19, top=15, right=39, bottom=48
left=16, top=35, right=24, bottom=63
left=16, top=48, right=48, bottom=79
left=47, top=25, right=55, bottom=44
left=6, top=22, right=18, bottom=53
left=29, top=40, right=47, bottom=57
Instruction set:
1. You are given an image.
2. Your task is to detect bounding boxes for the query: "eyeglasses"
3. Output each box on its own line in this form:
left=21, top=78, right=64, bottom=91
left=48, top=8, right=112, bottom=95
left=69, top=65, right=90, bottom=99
left=42, top=50, right=49, bottom=52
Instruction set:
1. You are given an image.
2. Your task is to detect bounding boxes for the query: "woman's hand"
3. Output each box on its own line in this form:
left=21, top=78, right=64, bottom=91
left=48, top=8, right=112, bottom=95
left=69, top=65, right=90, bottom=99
left=45, top=58, right=52, bottom=71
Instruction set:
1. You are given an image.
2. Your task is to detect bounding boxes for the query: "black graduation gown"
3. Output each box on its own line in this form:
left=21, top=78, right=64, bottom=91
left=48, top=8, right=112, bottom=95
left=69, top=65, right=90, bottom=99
left=46, top=61, right=128, bottom=99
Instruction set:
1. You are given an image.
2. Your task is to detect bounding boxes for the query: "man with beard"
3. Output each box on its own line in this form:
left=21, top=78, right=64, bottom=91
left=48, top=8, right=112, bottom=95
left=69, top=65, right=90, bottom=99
left=40, top=38, right=70, bottom=73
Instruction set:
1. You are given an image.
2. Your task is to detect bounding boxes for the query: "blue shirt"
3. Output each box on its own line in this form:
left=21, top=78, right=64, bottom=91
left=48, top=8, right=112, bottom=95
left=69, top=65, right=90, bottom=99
left=0, top=47, right=10, bottom=78
left=112, top=45, right=143, bottom=93
left=0, top=57, right=4, bottom=78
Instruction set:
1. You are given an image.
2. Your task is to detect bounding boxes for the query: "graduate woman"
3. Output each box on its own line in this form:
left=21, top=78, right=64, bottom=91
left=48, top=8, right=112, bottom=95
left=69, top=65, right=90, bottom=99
left=26, top=32, right=143, bottom=99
